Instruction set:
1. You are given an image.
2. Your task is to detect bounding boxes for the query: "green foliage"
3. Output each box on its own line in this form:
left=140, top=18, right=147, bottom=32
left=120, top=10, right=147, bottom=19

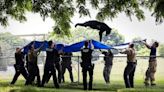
left=132, top=37, right=149, bottom=56
left=103, top=29, right=125, bottom=46
left=0, top=0, right=164, bottom=36
left=132, top=37, right=144, bottom=51
left=49, top=27, right=98, bottom=44
left=0, top=32, right=29, bottom=56
left=159, top=44, right=164, bottom=56
left=142, top=0, right=164, bottom=24
left=0, top=32, right=28, bottom=46
left=0, top=0, right=32, bottom=26
left=49, top=28, right=124, bottom=46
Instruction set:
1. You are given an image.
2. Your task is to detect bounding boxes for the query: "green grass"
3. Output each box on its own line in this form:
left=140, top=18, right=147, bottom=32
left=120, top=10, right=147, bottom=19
left=0, top=79, right=164, bottom=92
left=0, top=57, right=164, bottom=92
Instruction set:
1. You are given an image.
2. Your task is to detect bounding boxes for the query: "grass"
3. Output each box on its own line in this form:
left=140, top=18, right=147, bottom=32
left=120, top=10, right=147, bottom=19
left=0, top=79, right=164, bottom=92
left=0, top=57, right=164, bottom=92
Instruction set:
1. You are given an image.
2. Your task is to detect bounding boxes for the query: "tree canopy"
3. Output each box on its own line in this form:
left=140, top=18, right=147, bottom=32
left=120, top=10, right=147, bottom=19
left=0, top=0, right=164, bottom=36
left=49, top=28, right=124, bottom=45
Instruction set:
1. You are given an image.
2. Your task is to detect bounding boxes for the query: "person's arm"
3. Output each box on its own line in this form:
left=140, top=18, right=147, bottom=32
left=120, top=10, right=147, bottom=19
left=120, top=48, right=129, bottom=54
left=142, top=41, right=151, bottom=49
left=35, top=42, right=45, bottom=53
left=102, top=51, right=106, bottom=55
left=14, top=53, right=17, bottom=62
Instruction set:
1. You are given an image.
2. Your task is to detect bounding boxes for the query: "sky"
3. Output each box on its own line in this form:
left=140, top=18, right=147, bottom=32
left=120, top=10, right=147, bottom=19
left=0, top=9, right=164, bottom=44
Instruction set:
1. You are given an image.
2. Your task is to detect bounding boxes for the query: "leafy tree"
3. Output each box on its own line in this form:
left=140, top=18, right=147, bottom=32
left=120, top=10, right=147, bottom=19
left=132, top=37, right=144, bottom=51
left=159, top=44, right=164, bottom=56
left=49, top=27, right=98, bottom=44
left=0, top=0, right=164, bottom=36
left=102, top=29, right=125, bottom=46
left=132, top=37, right=149, bottom=56
left=49, top=28, right=124, bottom=45
left=0, top=32, right=29, bottom=56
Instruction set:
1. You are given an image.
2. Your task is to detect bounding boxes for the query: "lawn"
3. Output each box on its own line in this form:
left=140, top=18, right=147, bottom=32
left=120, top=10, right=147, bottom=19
left=0, top=80, right=164, bottom=92
left=0, top=57, right=164, bottom=92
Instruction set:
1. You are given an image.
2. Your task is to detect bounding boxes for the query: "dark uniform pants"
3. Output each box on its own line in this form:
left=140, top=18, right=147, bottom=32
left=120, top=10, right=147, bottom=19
left=82, top=65, right=94, bottom=90
left=55, top=62, right=62, bottom=83
left=41, top=64, right=59, bottom=88
left=26, top=63, right=41, bottom=86
left=11, top=65, right=28, bottom=84
left=103, top=65, right=112, bottom=83
left=124, top=62, right=136, bottom=88
left=61, top=62, right=74, bottom=82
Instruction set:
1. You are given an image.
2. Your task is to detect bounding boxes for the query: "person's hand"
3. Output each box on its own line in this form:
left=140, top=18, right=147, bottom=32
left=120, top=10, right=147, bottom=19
left=141, top=40, right=146, bottom=44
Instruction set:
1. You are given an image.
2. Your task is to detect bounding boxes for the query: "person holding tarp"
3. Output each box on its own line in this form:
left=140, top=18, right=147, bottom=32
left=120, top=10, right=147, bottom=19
left=61, top=52, right=74, bottom=83
left=142, top=40, right=159, bottom=86
left=81, top=40, right=94, bottom=90
left=120, top=43, right=137, bottom=88
left=54, top=44, right=63, bottom=84
left=41, top=41, right=59, bottom=88
left=26, top=42, right=44, bottom=86
left=100, top=49, right=113, bottom=84
left=10, top=48, right=28, bottom=85
left=45, top=43, right=63, bottom=84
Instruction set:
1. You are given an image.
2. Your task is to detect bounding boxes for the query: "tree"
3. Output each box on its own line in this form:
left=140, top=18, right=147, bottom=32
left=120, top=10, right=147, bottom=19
left=49, top=28, right=124, bottom=45
left=0, top=32, right=29, bottom=56
left=159, top=44, right=164, bottom=56
left=0, top=0, right=164, bottom=36
left=102, top=29, right=125, bottom=46
left=132, top=37, right=144, bottom=51
left=132, top=37, right=149, bottom=56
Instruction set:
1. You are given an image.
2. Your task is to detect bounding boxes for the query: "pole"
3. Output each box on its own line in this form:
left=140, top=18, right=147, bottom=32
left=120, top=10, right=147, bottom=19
left=77, top=56, right=80, bottom=84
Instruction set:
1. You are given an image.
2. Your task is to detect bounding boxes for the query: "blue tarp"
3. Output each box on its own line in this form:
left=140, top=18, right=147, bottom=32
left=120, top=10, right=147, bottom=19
left=23, top=40, right=113, bottom=54
left=23, top=41, right=65, bottom=54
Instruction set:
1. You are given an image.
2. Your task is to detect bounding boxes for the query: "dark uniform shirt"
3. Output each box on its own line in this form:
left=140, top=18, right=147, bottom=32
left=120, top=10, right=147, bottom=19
left=54, top=48, right=60, bottom=63
left=46, top=48, right=55, bottom=65
left=81, top=48, right=93, bottom=67
left=15, top=52, right=25, bottom=66
left=102, top=51, right=113, bottom=66
left=62, top=53, right=72, bottom=62
left=150, top=47, right=156, bottom=60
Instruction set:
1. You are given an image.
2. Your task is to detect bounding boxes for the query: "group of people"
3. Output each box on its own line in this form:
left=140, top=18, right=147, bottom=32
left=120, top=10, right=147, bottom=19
left=80, top=39, right=159, bottom=90
left=10, top=41, right=74, bottom=88
left=10, top=39, right=159, bottom=90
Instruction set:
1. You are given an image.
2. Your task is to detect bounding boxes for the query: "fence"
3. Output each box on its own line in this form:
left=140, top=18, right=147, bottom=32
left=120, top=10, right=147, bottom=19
left=0, top=56, right=164, bottom=84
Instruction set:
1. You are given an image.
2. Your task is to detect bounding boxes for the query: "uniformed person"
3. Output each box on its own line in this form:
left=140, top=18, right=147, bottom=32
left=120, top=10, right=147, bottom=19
left=120, top=43, right=137, bottom=88
left=45, top=44, right=63, bottom=84
left=54, top=44, right=62, bottom=83
left=26, top=42, right=44, bottom=86
left=81, top=40, right=94, bottom=90
left=142, top=41, right=159, bottom=86
left=61, top=52, right=74, bottom=83
left=101, top=49, right=113, bottom=84
left=41, top=41, right=59, bottom=88
left=11, top=48, right=28, bottom=85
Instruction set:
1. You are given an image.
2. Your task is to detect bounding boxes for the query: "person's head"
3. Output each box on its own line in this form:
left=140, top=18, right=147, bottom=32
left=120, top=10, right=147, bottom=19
left=84, top=40, right=89, bottom=48
left=28, top=45, right=34, bottom=51
left=48, top=40, right=54, bottom=48
left=108, top=49, right=113, bottom=55
left=153, top=41, right=159, bottom=48
left=129, top=43, right=134, bottom=48
left=16, top=48, right=21, bottom=53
